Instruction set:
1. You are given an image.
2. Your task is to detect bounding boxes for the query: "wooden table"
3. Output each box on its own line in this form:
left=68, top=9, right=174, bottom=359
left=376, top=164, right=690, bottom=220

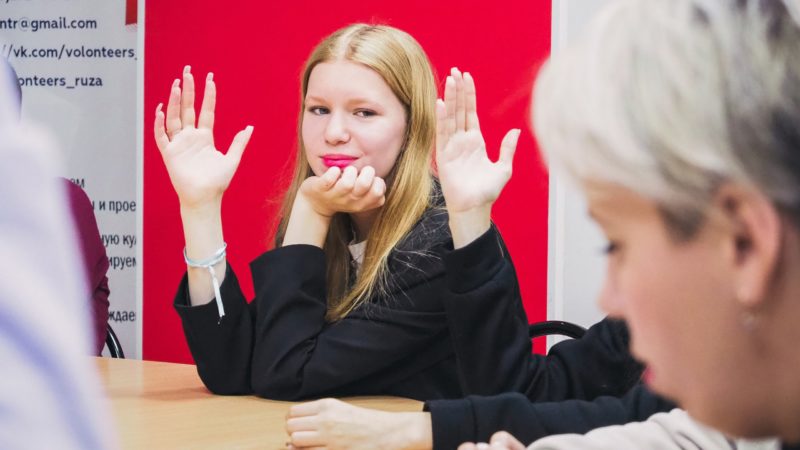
left=96, top=357, right=422, bottom=449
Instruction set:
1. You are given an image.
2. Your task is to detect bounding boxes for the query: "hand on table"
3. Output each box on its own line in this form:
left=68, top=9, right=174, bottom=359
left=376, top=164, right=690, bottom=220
left=286, top=398, right=431, bottom=450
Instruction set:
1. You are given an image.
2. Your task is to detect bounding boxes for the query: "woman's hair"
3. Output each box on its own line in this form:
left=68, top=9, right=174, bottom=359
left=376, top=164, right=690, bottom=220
left=534, top=0, right=800, bottom=239
left=275, top=24, right=438, bottom=321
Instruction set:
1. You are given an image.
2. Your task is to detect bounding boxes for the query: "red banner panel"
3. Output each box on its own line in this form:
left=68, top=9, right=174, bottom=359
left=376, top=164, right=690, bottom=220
left=144, top=2, right=551, bottom=362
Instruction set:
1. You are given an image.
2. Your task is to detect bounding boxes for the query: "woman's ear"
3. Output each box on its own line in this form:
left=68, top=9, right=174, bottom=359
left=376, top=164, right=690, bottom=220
left=714, top=183, right=782, bottom=308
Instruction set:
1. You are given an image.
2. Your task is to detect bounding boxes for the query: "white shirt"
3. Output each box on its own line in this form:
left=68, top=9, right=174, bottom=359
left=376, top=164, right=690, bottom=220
left=529, top=409, right=779, bottom=450
left=348, top=240, right=367, bottom=274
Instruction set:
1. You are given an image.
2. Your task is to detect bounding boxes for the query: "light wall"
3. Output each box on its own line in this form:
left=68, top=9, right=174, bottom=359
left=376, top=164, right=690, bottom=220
left=548, top=0, right=612, bottom=336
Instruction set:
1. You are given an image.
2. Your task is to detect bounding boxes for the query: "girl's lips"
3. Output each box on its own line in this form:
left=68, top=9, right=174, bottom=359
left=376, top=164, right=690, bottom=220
left=322, top=156, right=357, bottom=168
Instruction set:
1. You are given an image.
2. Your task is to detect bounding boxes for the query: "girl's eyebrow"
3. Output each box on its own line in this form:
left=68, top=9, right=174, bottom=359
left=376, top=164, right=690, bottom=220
left=304, top=95, right=327, bottom=103
left=305, top=93, right=382, bottom=105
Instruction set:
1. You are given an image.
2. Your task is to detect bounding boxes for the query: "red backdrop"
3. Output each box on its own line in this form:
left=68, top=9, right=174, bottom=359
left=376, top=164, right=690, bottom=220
left=144, top=2, right=552, bottom=362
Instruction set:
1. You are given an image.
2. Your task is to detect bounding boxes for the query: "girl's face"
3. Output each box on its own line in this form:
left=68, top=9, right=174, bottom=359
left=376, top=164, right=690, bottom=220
left=585, top=181, right=775, bottom=437
left=302, top=60, right=407, bottom=179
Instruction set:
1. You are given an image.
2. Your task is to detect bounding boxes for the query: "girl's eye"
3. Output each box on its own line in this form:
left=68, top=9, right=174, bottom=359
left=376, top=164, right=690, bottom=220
left=307, top=106, right=329, bottom=115
left=354, top=109, right=376, bottom=118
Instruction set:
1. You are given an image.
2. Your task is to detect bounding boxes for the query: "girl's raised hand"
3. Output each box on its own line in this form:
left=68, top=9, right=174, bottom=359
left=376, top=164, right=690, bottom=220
left=436, top=68, right=519, bottom=214
left=154, top=65, right=253, bottom=210
left=436, top=68, right=520, bottom=247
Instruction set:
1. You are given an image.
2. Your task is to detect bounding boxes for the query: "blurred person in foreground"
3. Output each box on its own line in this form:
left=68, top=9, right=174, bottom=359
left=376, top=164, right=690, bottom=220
left=464, top=0, right=800, bottom=448
left=0, top=57, right=115, bottom=449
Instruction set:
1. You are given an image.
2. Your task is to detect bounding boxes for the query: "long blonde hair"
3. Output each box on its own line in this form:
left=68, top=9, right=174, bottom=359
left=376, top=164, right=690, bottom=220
left=275, top=24, right=438, bottom=321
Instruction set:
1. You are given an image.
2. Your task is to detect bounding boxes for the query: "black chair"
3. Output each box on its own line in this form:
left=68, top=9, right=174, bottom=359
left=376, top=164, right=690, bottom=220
left=105, top=323, right=125, bottom=358
left=529, top=320, right=587, bottom=340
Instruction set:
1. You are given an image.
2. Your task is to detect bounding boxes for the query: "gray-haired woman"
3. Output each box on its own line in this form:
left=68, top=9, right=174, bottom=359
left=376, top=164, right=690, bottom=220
left=467, top=0, right=800, bottom=448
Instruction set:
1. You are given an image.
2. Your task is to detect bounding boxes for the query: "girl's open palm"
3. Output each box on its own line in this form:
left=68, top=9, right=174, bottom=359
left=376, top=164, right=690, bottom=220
left=154, top=66, right=253, bottom=209
left=435, top=68, right=519, bottom=214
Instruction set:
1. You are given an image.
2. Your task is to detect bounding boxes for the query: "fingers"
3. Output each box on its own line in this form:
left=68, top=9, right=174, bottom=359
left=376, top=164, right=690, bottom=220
left=331, top=165, right=358, bottom=196
left=440, top=68, right=478, bottom=152
left=288, top=400, right=324, bottom=418
left=352, top=166, right=375, bottom=197
left=464, top=72, right=480, bottom=131
left=335, top=166, right=385, bottom=207
left=371, top=176, right=386, bottom=206
left=490, top=431, right=526, bottom=450
left=314, top=166, right=342, bottom=192
left=459, top=443, right=507, bottom=450
left=197, top=72, right=216, bottom=130
left=498, top=129, right=521, bottom=170
left=305, top=166, right=385, bottom=213
left=443, top=75, right=456, bottom=139
left=181, top=65, right=196, bottom=128
left=226, top=125, right=254, bottom=168
left=165, top=78, right=182, bottom=139
left=288, top=431, right=322, bottom=448
left=435, top=99, right=448, bottom=155
left=452, top=67, right=466, bottom=131
left=154, top=103, right=170, bottom=151
left=285, top=416, right=317, bottom=433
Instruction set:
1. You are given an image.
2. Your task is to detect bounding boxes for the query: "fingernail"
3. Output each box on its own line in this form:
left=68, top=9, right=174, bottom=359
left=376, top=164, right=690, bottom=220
left=245, top=125, right=254, bottom=133
left=172, top=78, right=180, bottom=87
left=156, top=103, right=163, bottom=112
left=184, top=65, right=191, bottom=74
left=207, top=72, right=214, bottom=81
left=446, top=76, right=454, bottom=85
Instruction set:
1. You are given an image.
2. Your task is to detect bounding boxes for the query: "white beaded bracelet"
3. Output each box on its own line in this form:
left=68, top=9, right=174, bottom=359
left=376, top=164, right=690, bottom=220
left=184, top=243, right=227, bottom=319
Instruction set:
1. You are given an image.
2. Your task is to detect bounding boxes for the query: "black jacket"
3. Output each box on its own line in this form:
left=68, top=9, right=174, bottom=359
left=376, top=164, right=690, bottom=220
left=175, top=205, right=463, bottom=400
left=174, top=206, right=647, bottom=408
left=425, top=227, right=675, bottom=449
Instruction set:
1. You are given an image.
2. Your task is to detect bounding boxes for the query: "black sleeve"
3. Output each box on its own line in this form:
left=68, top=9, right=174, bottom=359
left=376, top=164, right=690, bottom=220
left=174, top=265, right=256, bottom=395
left=443, top=226, right=643, bottom=401
left=248, top=244, right=450, bottom=400
left=425, top=384, right=676, bottom=450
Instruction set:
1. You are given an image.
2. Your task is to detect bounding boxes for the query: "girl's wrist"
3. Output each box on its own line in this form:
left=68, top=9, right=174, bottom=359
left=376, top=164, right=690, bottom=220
left=179, top=198, right=223, bottom=221
left=282, top=194, right=332, bottom=248
left=448, top=205, right=492, bottom=249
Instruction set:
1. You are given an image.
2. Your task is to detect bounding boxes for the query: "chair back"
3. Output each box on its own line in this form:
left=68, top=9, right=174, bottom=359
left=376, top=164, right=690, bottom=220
left=105, top=324, right=124, bottom=358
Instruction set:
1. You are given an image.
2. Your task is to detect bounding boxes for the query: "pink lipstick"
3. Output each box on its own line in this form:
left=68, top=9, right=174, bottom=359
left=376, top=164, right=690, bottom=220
left=322, top=154, right=357, bottom=168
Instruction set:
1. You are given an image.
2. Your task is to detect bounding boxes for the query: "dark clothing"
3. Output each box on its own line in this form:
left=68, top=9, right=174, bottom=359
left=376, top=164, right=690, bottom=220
left=176, top=205, right=463, bottom=400
left=425, top=227, right=675, bottom=449
left=64, top=179, right=110, bottom=355
left=174, top=205, right=643, bottom=404
left=427, top=386, right=675, bottom=449
left=441, top=228, right=643, bottom=399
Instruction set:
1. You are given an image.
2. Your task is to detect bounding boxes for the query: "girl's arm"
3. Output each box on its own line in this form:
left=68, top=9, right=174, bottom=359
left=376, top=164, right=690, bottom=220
left=153, top=66, right=253, bottom=306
